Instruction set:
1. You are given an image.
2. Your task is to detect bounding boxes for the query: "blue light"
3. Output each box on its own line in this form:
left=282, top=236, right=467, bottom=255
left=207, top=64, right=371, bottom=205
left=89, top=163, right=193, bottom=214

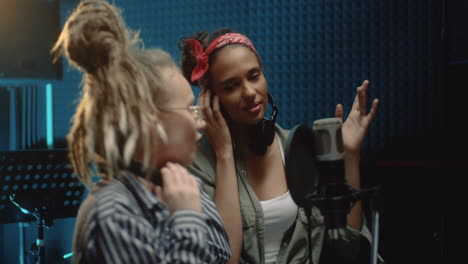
left=46, top=83, right=54, bottom=148
left=9, top=88, right=17, bottom=150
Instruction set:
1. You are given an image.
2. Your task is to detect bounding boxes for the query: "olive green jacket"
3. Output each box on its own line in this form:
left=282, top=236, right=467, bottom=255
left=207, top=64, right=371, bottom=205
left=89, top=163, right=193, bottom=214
left=187, top=125, right=372, bottom=264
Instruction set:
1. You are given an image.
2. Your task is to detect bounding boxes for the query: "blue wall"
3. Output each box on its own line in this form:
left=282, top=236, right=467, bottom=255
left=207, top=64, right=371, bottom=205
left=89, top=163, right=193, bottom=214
left=0, top=0, right=449, bottom=263
left=1, top=0, right=444, bottom=155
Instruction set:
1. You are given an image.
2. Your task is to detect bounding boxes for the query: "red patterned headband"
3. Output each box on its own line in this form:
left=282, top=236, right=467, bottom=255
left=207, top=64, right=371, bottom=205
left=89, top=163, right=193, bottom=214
left=186, top=33, right=257, bottom=83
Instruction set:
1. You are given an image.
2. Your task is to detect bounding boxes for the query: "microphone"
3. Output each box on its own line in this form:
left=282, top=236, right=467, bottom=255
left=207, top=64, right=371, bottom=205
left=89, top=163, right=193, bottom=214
left=285, top=118, right=358, bottom=240
left=312, top=118, right=355, bottom=240
left=286, top=120, right=379, bottom=262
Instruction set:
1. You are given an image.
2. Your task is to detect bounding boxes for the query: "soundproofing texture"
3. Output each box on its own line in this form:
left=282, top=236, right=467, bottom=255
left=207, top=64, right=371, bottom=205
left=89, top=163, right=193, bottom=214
left=111, top=0, right=443, bottom=160
left=1, top=0, right=444, bottom=159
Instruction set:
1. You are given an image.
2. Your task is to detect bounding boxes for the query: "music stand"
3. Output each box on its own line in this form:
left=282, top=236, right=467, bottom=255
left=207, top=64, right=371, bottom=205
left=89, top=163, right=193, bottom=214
left=0, top=149, right=85, bottom=264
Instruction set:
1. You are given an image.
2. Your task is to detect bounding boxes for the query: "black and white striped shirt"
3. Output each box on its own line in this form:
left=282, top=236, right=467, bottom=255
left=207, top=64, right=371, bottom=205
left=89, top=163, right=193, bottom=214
left=72, top=171, right=232, bottom=263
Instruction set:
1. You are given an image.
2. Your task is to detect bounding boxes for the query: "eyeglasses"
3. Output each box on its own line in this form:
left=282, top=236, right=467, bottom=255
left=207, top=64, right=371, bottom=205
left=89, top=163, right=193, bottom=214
left=159, top=105, right=205, bottom=121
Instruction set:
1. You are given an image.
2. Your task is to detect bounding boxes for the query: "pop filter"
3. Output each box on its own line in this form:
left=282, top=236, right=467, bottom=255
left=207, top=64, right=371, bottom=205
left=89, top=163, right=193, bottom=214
left=285, top=124, right=319, bottom=207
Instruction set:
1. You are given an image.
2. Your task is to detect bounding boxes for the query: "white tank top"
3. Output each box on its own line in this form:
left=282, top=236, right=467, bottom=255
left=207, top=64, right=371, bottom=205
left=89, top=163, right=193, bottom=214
left=260, top=191, right=298, bottom=264
left=259, top=135, right=299, bottom=264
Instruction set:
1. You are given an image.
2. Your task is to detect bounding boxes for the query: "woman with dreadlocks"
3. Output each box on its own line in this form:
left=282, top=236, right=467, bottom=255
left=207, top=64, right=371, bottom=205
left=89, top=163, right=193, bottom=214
left=53, top=1, right=231, bottom=263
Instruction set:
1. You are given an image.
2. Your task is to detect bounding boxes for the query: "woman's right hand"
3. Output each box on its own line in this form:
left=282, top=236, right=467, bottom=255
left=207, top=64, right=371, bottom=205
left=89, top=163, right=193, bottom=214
left=198, top=89, right=233, bottom=159
left=154, top=162, right=201, bottom=213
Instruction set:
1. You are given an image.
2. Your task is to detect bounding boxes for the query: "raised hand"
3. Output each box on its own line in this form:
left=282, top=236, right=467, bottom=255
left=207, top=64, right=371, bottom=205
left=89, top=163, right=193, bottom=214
left=198, top=89, right=233, bottom=158
left=335, top=80, right=379, bottom=154
left=154, top=162, right=201, bottom=213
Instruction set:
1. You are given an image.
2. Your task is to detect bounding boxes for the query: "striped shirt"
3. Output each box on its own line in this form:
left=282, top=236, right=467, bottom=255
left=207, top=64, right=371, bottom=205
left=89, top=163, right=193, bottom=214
left=72, top=171, right=232, bottom=263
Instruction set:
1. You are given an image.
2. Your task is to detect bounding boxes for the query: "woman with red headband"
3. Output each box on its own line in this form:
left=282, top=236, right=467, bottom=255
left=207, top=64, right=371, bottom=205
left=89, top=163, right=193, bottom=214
left=179, top=29, right=379, bottom=264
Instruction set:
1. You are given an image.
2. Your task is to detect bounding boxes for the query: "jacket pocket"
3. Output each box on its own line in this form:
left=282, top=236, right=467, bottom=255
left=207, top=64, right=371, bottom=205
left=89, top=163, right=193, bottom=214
left=240, top=204, right=260, bottom=263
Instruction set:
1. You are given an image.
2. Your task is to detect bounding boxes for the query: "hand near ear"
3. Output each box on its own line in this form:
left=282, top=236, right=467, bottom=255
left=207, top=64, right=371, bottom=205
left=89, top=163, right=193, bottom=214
left=198, top=89, right=233, bottom=158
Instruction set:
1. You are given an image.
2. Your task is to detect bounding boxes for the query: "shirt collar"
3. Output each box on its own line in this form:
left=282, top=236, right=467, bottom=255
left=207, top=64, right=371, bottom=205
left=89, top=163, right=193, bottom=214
left=118, top=171, right=166, bottom=211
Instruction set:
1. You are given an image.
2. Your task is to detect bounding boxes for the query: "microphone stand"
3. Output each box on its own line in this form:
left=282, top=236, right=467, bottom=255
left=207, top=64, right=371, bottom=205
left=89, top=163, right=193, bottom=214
left=355, top=185, right=382, bottom=264
left=284, top=124, right=383, bottom=263
left=368, top=186, right=382, bottom=264
left=10, top=195, right=52, bottom=264
left=303, top=184, right=382, bottom=264
left=1, top=150, right=84, bottom=264
left=36, top=206, right=52, bottom=264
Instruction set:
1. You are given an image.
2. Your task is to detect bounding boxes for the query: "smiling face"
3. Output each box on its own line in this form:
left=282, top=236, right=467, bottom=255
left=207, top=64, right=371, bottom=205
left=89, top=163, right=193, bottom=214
left=156, top=66, right=205, bottom=166
left=208, top=45, right=268, bottom=125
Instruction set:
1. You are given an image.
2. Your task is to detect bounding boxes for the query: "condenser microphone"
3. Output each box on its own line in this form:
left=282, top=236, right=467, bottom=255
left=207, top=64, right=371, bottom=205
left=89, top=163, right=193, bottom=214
left=285, top=119, right=358, bottom=240
left=285, top=120, right=378, bottom=262
left=312, top=117, right=354, bottom=240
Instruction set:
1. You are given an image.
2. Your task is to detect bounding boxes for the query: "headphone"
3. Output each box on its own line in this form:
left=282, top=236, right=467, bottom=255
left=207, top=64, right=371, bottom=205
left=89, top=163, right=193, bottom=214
left=248, top=92, right=278, bottom=155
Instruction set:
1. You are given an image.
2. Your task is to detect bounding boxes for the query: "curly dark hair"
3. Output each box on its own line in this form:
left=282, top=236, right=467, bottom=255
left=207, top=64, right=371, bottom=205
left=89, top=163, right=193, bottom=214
left=178, top=28, right=262, bottom=88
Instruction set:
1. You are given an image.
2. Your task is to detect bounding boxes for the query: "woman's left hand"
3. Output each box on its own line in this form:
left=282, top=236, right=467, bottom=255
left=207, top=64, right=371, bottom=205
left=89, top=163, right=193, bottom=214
left=335, top=80, right=379, bottom=155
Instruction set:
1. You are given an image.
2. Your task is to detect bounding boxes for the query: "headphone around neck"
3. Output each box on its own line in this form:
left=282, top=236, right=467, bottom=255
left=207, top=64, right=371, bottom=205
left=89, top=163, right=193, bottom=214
left=248, top=92, right=278, bottom=155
